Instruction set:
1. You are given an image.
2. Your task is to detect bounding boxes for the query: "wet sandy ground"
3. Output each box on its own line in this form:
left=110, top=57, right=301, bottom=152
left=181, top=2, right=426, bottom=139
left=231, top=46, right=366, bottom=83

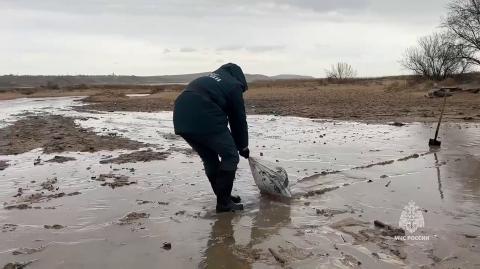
left=4, top=78, right=478, bottom=123
left=1, top=97, right=479, bottom=268
left=75, top=84, right=480, bottom=123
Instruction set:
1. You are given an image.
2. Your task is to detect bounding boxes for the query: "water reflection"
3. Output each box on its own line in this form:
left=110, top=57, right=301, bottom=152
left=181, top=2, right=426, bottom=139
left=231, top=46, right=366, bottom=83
left=434, top=153, right=444, bottom=200
left=201, top=213, right=248, bottom=269
left=250, top=196, right=291, bottom=246
left=201, top=196, right=291, bottom=269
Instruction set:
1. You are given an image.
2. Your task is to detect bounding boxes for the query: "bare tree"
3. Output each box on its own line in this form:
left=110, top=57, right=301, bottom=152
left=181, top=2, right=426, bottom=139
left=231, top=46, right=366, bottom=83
left=401, top=32, right=471, bottom=80
left=443, top=0, right=480, bottom=66
left=325, top=62, right=357, bottom=80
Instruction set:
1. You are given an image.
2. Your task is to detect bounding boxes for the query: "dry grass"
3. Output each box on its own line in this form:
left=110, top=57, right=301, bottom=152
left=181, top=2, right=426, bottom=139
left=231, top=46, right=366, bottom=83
left=1, top=76, right=479, bottom=122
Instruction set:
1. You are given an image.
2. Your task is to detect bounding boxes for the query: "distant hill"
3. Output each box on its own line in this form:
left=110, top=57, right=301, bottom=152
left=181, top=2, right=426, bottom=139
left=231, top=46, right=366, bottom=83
left=270, top=74, right=315, bottom=80
left=0, top=73, right=313, bottom=88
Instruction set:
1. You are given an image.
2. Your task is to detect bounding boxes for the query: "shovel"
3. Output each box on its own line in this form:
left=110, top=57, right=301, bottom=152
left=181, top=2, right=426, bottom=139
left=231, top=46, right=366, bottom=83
left=429, top=94, right=447, bottom=147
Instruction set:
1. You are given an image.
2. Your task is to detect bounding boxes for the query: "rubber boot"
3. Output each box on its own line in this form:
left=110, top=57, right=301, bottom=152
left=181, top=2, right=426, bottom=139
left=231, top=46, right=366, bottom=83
left=230, top=195, right=242, bottom=204
left=225, top=175, right=241, bottom=203
left=215, top=169, right=244, bottom=213
left=208, top=171, right=241, bottom=203
left=206, top=173, right=218, bottom=196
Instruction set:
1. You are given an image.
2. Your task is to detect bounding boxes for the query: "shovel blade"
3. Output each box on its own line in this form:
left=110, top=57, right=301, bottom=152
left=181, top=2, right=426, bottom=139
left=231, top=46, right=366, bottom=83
left=429, top=139, right=441, bottom=147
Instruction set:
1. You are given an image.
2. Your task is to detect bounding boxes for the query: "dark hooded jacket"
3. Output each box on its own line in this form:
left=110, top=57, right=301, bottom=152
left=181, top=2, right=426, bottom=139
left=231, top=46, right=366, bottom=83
left=173, top=63, right=249, bottom=150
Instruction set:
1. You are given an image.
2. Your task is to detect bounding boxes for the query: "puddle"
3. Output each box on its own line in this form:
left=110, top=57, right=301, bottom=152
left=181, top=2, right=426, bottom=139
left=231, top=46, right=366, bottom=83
left=125, top=94, right=151, bottom=97
left=0, top=97, right=479, bottom=268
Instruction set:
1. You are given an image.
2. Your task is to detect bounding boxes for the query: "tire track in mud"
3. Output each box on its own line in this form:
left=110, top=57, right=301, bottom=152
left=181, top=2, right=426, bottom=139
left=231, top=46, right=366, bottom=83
left=293, top=150, right=435, bottom=198
left=299, top=151, right=433, bottom=182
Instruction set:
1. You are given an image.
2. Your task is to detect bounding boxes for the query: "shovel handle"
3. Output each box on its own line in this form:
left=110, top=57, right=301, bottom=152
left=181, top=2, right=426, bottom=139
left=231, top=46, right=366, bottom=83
left=434, top=95, right=447, bottom=140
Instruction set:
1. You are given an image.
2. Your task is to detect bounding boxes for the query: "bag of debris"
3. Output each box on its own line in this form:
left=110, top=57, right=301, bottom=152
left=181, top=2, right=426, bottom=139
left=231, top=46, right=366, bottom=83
left=426, top=88, right=452, bottom=98
left=248, top=157, right=292, bottom=198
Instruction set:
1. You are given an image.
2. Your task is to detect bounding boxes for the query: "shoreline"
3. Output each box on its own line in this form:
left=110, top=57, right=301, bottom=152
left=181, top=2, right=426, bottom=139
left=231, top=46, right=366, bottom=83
left=1, top=78, right=479, bottom=123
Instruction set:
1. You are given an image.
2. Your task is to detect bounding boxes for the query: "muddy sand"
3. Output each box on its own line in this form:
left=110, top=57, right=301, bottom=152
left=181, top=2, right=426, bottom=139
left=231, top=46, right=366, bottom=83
left=1, top=78, right=479, bottom=123
left=0, top=160, right=9, bottom=170
left=99, top=149, right=170, bottom=164
left=0, top=95, right=479, bottom=268
left=0, top=114, right=146, bottom=155
left=2, top=78, right=475, bottom=123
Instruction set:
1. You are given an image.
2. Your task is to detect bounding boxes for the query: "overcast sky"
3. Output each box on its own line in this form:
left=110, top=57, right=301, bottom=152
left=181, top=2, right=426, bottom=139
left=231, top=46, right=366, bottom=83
left=0, top=0, right=451, bottom=77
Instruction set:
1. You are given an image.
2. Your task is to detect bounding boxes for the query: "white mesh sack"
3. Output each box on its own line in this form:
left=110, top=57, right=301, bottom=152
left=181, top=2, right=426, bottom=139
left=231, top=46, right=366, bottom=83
left=248, top=157, right=292, bottom=198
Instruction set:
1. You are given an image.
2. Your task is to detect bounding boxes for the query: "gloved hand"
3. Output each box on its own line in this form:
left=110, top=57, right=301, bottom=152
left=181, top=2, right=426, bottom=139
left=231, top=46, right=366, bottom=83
left=239, top=147, right=250, bottom=159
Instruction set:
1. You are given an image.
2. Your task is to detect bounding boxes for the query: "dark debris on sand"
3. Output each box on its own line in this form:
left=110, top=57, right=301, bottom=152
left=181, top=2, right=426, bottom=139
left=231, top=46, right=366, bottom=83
left=40, top=177, right=57, bottom=191
left=397, top=153, right=420, bottom=162
left=0, top=114, right=146, bottom=155
left=4, top=190, right=81, bottom=210
left=0, top=160, right=9, bottom=170
left=1, top=224, right=17, bottom=232
left=99, top=149, right=170, bottom=164
left=2, top=261, right=33, bottom=269
left=45, top=156, right=76, bottom=163
left=162, top=242, right=172, bottom=250
left=373, top=220, right=405, bottom=237
left=92, top=174, right=136, bottom=188
left=12, top=246, right=45, bottom=255
left=44, top=224, right=64, bottom=229
left=390, top=122, right=406, bottom=127
left=119, top=212, right=150, bottom=225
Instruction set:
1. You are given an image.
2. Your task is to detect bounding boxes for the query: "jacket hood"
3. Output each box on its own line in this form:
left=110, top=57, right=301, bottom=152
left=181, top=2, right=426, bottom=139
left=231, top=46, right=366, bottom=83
left=215, top=63, right=248, bottom=92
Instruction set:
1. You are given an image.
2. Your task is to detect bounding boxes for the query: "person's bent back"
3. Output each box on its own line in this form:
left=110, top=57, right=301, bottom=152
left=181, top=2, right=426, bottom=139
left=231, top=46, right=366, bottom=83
left=173, top=63, right=250, bottom=213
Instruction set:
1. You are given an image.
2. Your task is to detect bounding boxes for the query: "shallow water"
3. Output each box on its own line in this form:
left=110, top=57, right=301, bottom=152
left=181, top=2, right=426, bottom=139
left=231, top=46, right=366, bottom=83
left=0, top=97, right=479, bottom=268
left=125, top=94, right=151, bottom=97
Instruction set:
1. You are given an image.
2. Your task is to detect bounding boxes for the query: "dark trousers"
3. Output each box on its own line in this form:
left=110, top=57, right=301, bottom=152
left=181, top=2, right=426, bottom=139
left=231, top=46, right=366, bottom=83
left=182, top=131, right=239, bottom=174
left=181, top=131, right=239, bottom=201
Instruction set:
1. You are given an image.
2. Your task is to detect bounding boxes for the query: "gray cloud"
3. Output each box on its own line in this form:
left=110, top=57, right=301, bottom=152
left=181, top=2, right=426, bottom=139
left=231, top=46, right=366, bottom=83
left=216, top=45, right=244, bottom=52
left=216, top=45, right=285, bottom=53
left=246, top=45, right=285, bottom=53
left=0, top=0, right=448, bottom=20
left=180, top=47, right=196, bottom=53
left=0, top=0, right=451, bottom=76
left=269, top=0, right=369, bottom=12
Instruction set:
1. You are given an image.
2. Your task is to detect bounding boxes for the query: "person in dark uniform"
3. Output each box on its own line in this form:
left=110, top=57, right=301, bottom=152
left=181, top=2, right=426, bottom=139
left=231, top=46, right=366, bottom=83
left=173, top=63, right=250, bottom=213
